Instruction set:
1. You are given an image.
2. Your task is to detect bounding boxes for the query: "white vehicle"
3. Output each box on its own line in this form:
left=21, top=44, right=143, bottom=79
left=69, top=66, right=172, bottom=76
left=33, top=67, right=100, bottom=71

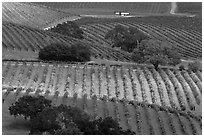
left=114, top=11, right=130, bottom=16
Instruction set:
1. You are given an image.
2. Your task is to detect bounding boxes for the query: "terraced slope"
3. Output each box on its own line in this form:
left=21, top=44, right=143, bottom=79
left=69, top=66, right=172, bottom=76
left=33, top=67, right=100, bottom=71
left=2, top=61, right=202, bottom=114
left=33, top=2, right=171, bottom=15
left=2, top=2, right=79, bottom=29
left=2, top=22, right=132, bottom=62
left=80, top=22, right=202, bottom=59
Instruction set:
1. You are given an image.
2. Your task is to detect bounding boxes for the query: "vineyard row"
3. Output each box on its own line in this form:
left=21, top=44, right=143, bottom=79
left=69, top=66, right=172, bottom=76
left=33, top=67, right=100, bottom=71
left=2, top=61, right=202, bottom=113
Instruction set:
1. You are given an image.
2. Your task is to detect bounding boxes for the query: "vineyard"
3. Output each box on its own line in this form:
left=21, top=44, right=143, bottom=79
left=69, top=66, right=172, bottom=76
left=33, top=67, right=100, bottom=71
left=3, top=91, right=201, bottom=135
left=75, top=16, right=202, bottom=33
left=2, top=2, right=79, bottom=29
left=80, top=22, right=202, bottom=60
left=32, top=2, right=171, bottom=15
left=2, top=61, right=202, bottom=135
left=2, top=22, right=132, bottom=62
left=2, top=2, right=202, bottom=135
left=2, top=61, right=202, bottom=114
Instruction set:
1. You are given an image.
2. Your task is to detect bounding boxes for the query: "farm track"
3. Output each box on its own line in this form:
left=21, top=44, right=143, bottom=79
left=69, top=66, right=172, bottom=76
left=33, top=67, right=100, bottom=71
left=2, top=61, right=202, bottom=114
left=2, top=22, right=132, bottom=62
left=80, top=22, right=201, bottom=60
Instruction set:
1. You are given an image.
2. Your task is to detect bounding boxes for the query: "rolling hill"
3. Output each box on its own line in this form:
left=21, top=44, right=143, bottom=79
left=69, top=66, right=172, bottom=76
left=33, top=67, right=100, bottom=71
left=2, top=22, right=132, bottom=62
left=2, top=61, right=202, bottom=134
left=2, top=2, right=202, bottom=135
left=32, top=2, right=172, bottom=15
left=2, top=2, right=80, bottom=29
left=3, top=90, right=202, bottom=135
left=2, top=61, right=202, bottom=113
left=80, top=22, right=201, bottom=60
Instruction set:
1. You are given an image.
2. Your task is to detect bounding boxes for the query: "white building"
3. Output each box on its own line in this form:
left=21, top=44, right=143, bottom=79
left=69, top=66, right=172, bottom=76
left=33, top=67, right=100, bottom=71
left=114, top=11, right=130, bottom=16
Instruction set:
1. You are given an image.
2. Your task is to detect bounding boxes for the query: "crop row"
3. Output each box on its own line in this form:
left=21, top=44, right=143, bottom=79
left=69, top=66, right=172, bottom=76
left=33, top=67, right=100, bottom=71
left=80, top=22, right=201, bottom=59
left=2, top=22, right=132, bottom=62
left=2, top=87, right=202, bottom=135
left=2, top=61, right=201, bottom=113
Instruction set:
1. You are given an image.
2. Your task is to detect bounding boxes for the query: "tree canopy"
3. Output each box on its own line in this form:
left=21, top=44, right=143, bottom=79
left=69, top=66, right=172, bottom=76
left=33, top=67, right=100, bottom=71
left=38, top=42, right=91, bottom=62
left=9, top=95, right=52, bottom=120
left=105, top=25, right=148, bottom=52
left=131, top=39, right=181, bottom=70
left=9, top=95, right=135, bottom=135
left=48, top=21, right=84, bottom=39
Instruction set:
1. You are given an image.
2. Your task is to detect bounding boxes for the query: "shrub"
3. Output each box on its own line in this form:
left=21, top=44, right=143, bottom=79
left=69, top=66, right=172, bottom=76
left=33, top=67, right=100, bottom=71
left=132, top=39, right=181, bottom=70
left=179, top=65, right=185, bottom=71
left=188, top=60, right=202, bottom=72
left=9, top=95, right=51, bottom=120
left=39, top=42, right=91, bottom=62
left=48, top=21, right=84, bottom=39
left=105, top=25, right=148, bottom=52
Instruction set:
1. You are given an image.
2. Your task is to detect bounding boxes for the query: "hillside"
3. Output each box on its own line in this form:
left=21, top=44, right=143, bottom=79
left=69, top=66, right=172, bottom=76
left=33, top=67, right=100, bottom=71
left=3, top=61, right=202, bottom=113
left=2, top=61, right=202, bottom=134
left=2, top=2, right=202, bottom=135
left=2, top=90, right=202, bottom=135
left=2, top=22, right=132, bottom=62
left=80, top=22, right=201, bottom=60
left=32, top=2, right=172, bottom=15
left=75, top=16, right=202, bottom=33
left=2, top=2, right=79, bottom=29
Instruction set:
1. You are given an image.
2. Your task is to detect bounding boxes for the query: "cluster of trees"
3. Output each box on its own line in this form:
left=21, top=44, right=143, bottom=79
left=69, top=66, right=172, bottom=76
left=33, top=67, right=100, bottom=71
left=105, top=25, right=148, bottom=53
left=48, top=21, right=84, bottom=39
left=105, top=25, right=182, bottom=70
left=39, top=42, right=91, bottom=62
left=131, top=39, right=181, bottom=70
left=9, top=95, right=135, bottom=135
left=40, top=21, right=91, bottom=62
left=42, top=22, right=200, bottom=71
